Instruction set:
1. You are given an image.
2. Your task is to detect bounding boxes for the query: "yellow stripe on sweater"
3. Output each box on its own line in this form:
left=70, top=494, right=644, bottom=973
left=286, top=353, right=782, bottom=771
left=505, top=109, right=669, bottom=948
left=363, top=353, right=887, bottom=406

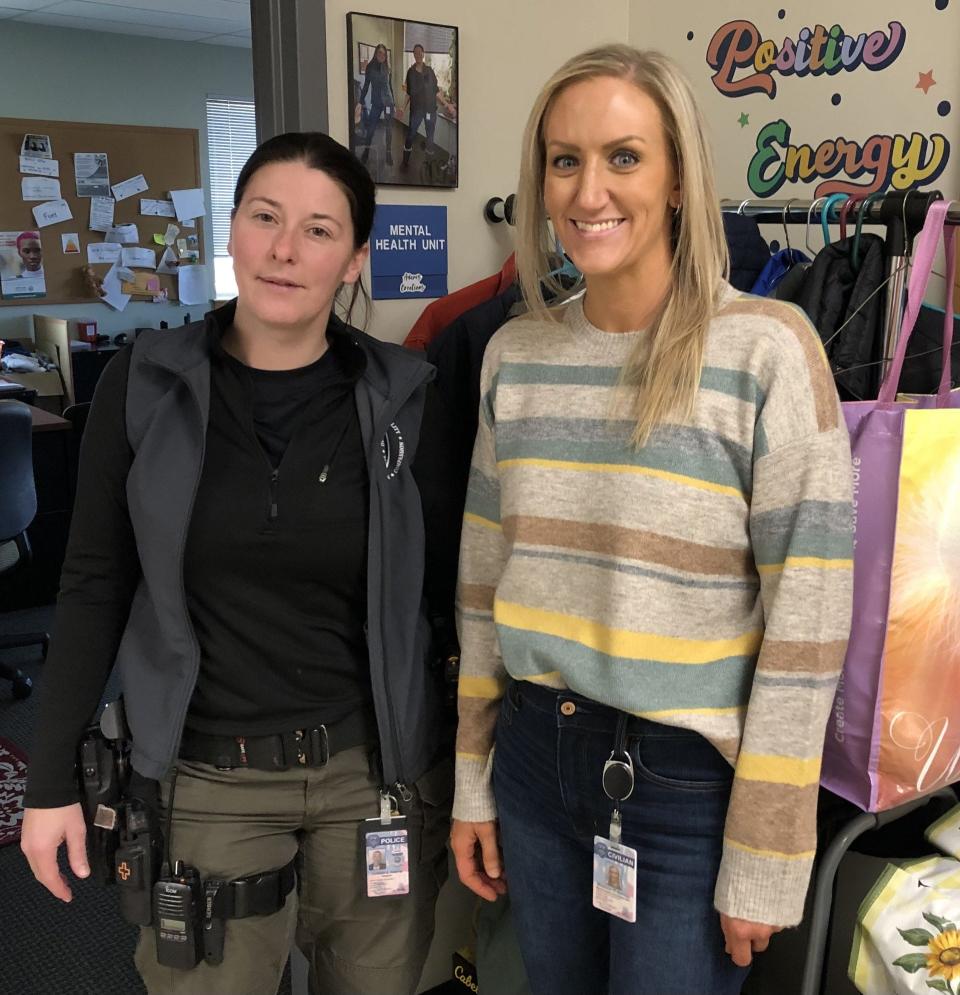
left=494, top=599, right=762, bottom=664
left=521, top=671, right=564, bottom=685
left=736, top=752, right=822, bottom=787
left=724, top=837, right=816, bottom=861
left=636, top=704, right=747, bottom=719
left=757, top=557, right=854, bottom=575
left=458, top=675, right=507, bottom=699
left=496, top=458, right=744, bottom=499
left=463, top=512, right=502, bottom=532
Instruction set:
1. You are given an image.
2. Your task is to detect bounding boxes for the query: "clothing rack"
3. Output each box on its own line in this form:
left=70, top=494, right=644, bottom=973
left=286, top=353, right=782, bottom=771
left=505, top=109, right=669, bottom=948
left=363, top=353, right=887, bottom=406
left=483, top=189, right=957, bottom=372
left=721, top=191, right=958, bottom=370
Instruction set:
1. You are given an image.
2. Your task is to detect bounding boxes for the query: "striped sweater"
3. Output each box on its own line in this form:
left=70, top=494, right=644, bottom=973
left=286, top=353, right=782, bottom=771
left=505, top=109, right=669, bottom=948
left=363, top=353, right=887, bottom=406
left=453, top=285, right=854, bottom=927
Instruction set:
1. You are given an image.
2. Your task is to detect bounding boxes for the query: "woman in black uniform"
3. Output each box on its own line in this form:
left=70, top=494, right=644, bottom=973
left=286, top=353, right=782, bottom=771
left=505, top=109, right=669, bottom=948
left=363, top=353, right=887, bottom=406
left=21, top=132, right=454, bottom=995
left=357, top=43, right=396, bottom=167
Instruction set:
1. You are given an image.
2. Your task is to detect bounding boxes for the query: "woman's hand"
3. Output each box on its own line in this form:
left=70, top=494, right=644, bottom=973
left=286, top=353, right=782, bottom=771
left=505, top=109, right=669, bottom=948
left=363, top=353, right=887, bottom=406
left=21, top=804, right=90, bottom=902
left=450, top=818, right=507, bottom=902
left=720, top=913, right=783, bottom=966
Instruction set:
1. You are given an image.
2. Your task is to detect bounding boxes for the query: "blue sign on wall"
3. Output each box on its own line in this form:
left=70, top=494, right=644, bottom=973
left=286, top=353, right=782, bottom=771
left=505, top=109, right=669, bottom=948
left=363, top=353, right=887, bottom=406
left=370, top=205, right=447, bottom=300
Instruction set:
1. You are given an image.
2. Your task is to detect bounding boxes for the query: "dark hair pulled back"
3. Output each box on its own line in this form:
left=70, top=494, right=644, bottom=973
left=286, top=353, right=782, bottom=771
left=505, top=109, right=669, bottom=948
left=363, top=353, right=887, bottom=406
left=233, top=132, right=375, bottom=324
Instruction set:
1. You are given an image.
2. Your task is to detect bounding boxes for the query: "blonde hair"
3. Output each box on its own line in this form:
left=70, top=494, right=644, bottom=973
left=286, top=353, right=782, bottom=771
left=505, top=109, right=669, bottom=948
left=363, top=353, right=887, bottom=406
left=515, top=45, right=729, bottom=446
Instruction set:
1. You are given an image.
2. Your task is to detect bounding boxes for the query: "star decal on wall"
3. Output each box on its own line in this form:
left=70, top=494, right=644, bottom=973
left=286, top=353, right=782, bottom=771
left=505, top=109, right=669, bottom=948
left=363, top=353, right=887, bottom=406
left=917, top=70, right=937, bottom=95
left=738, top=112, right=750, bottom=127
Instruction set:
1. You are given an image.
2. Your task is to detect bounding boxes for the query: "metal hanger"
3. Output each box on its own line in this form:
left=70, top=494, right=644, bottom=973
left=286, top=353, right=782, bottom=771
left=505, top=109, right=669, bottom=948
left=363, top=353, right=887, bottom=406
left=781, top=198, right=798, bottom=253
left=806, top=197, right=828, bottom=254
left=852, top=191, right=885, bottom=270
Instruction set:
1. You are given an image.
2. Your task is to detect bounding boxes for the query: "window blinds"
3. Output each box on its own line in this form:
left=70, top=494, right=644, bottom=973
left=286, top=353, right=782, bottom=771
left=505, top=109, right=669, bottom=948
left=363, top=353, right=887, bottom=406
left=205, top=97, right=257, bottom=259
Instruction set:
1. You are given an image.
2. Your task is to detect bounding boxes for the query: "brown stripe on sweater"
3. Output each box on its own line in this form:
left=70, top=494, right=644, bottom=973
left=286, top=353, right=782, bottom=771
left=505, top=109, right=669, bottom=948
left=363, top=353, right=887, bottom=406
left=720, top=300, right=837, bottom=432
left=455, top=697, right=501, bottom=756
left=458, top=583, right=497, bottom=611
left=503, top=515, right=754, bottom=576
left=757, top=639, right=849, bottom=674
left=724, top=780, right=820, bottom=854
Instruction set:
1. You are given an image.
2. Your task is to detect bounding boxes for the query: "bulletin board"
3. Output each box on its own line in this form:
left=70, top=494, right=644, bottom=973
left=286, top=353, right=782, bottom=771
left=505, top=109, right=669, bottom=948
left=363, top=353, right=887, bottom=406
left=0, top=117, right=204, bottom=306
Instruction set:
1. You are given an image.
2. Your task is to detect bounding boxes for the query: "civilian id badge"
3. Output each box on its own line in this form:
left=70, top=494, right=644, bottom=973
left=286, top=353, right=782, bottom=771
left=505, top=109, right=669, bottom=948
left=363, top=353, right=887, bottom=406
left=362, top=791, right=409, bottom=898
left=593, top=809, right=637, bottom=922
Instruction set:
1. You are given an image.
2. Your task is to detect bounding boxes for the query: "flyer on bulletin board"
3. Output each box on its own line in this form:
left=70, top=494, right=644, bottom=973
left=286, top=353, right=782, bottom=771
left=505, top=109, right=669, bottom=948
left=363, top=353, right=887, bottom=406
left=369, top=205, right=447, bottom=300
left=0, top=230, right=46, bottom=299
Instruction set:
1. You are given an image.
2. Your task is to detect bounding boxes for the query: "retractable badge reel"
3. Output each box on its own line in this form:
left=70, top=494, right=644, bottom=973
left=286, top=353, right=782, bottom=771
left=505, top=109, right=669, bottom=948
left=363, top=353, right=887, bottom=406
left=593, top=715, right=638, bottom=923
left=362, top=791, right=410, bottom=898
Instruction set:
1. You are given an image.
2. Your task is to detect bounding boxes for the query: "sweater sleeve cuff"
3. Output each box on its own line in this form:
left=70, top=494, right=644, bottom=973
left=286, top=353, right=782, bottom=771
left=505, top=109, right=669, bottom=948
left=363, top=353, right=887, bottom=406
left=452, top=751, right=498, bottom=822
left=713, top=842, right=814, bottom=927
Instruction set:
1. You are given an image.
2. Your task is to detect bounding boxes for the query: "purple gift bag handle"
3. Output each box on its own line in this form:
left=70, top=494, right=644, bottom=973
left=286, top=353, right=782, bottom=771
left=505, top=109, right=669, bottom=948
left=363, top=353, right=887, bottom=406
left=877, top=199, right=957, bottom=407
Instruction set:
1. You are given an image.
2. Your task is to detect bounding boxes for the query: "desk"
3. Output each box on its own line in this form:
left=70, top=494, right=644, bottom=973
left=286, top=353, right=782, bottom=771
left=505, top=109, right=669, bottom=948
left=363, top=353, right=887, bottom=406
left=30, top=406, right=71, bottom=433
left=0, top=404, right=72, bottom=609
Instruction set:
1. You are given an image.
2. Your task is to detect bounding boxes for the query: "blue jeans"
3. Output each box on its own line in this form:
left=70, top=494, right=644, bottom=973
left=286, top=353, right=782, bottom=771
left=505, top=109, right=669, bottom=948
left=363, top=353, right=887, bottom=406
left=405, top=105, right=437, bottom=152
left=493, top=681, right=750, bottom=995
left=363, top=99, right=393, bottom=151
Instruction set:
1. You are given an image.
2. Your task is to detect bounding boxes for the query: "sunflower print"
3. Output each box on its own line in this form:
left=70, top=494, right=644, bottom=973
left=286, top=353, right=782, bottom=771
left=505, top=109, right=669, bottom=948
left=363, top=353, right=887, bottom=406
left=928, top=930, right=960, bottom=981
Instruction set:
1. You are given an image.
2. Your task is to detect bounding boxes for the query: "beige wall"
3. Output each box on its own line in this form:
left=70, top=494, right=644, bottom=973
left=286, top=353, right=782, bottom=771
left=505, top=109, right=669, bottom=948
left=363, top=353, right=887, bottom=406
left=628, top=1, right=959, bottom=208
left=326, top=0, right=630, bottom=343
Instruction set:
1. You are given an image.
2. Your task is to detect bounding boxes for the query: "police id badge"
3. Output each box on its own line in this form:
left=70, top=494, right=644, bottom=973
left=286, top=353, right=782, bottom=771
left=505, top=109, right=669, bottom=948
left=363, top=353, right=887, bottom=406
left=592, top=835, right=637, bottom=922
left=363, top=817, right=410, bottom=897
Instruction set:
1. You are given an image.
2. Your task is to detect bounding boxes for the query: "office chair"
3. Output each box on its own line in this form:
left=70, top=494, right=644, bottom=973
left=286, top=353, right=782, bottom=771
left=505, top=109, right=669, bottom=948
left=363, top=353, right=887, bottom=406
left=0, top=399, right=50, bottom=699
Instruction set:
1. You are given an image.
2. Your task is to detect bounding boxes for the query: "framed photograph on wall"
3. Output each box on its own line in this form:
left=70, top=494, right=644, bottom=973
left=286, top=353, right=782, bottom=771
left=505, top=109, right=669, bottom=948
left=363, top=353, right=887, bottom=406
left=347, top=12, right=458, bottom=188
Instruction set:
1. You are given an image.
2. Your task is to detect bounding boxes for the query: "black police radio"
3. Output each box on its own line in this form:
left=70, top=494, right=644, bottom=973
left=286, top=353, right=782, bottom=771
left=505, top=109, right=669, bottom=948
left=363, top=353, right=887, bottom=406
left=153, top=861, right=204, bottom=970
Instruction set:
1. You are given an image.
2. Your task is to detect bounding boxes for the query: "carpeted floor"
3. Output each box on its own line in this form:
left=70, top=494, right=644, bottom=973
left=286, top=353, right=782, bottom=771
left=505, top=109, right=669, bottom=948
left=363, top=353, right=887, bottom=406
left=0, top=605, right=295, bottom=995
left=0, top=735, right=28, bottom=847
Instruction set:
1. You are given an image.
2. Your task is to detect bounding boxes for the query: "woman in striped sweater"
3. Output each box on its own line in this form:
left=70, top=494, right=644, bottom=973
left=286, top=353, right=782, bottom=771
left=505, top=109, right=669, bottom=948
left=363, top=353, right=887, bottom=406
left=449, top=46, right=854, bottom=995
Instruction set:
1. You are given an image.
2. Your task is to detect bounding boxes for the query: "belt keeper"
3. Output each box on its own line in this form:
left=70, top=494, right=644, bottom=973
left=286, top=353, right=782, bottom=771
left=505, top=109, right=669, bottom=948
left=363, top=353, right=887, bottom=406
left=308, top=726, right=329, bottom=766
left=235, top=736, right=248, bottom=766
left=231, top=877, right=252, bottom=919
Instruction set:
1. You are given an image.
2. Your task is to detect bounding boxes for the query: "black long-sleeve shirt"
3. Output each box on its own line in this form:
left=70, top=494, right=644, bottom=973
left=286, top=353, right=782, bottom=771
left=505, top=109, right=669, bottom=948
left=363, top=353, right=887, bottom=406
left=24, top=306, right=457, bottom=807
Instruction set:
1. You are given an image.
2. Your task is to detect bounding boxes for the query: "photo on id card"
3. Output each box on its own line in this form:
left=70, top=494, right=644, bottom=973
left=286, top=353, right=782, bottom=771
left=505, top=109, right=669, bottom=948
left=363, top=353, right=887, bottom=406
left=364, top=826, right=410, bottom=897
left=592, top=836, right=637, bottom=922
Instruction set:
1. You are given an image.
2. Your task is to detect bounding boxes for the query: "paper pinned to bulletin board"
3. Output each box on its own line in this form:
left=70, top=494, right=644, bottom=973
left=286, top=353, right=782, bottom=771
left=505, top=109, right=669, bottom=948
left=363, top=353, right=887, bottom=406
left=369, top=205, right=448, bottom=300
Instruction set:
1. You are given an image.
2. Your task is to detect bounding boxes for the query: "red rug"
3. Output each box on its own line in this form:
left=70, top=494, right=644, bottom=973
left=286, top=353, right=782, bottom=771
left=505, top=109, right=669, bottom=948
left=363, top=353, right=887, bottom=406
left=0, top=737, right=28, bottom=847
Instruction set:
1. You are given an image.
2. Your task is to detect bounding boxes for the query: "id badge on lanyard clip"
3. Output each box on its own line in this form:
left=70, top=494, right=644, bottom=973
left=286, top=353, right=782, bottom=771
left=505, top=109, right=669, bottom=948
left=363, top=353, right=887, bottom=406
left=593, top=713, right=638, bottom=922
left=362, top=790, right=410, bottom=898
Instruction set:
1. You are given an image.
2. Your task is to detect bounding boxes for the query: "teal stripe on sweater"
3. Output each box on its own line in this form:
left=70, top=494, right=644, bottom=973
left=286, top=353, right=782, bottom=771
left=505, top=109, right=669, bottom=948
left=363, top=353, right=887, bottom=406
left=497, top=436, right=747, bottom=492
left=498, top=362, right=620, bottom=388
left=699, top=367, right=766, bottom=408
left=498, top=420, right=753, bottom=490
left=751, top=501, right=853, bottom=566
left=464, top=467, right=500, bottom=524
left=497, top=626, right=754, bottom=711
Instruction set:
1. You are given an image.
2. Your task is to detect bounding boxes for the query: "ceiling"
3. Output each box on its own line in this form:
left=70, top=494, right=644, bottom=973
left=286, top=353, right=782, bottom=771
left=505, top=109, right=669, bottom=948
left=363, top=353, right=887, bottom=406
left=0, top=0, right=251, bottom=47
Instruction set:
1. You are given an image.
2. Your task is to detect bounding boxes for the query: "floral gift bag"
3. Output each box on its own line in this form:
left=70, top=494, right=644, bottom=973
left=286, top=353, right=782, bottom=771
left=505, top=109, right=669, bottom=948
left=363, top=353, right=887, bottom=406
left=851, top=805, right=960, bottom=993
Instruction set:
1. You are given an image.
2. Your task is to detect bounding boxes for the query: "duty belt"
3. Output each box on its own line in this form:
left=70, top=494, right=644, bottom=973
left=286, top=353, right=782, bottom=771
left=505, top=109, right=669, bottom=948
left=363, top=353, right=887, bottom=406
left=178, top=709, right=377, bottom=771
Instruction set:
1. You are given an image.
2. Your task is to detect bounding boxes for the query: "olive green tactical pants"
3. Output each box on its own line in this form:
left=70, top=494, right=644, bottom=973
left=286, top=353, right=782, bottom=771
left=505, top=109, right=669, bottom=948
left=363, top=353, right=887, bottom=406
left=135, top=746, right=451, bottom=995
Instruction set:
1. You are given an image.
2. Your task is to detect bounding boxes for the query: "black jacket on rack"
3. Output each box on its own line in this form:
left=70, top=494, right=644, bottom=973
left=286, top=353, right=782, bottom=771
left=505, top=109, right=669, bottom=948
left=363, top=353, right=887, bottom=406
left=898, top=305, right=960, bottom=395
left=426, top=281, right=523, bottom=511
left=780, top=233, right=887, bottom=401
left=722, top=213, right=770, bottom=291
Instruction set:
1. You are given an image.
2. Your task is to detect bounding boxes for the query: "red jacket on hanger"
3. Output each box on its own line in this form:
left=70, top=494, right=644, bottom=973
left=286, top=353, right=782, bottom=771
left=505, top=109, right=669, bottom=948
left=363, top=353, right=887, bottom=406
left=404, top=253, right=516, bottom=351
